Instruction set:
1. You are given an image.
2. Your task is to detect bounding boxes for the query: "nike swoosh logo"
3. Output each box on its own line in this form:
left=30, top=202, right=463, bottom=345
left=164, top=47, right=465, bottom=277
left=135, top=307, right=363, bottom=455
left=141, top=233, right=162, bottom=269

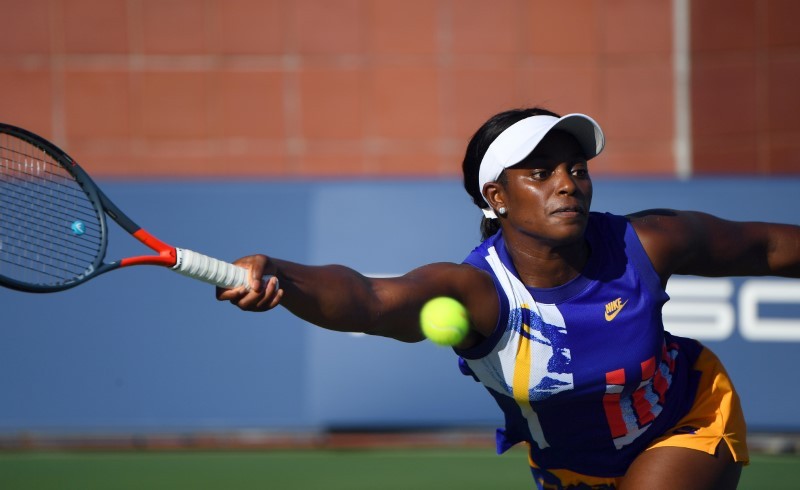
left=604, top=299, right=629, bottom=322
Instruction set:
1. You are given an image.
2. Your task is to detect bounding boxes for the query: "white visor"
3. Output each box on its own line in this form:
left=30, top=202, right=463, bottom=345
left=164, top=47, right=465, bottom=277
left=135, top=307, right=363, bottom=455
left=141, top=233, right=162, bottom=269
left=478, top=113, right=605, bottom=218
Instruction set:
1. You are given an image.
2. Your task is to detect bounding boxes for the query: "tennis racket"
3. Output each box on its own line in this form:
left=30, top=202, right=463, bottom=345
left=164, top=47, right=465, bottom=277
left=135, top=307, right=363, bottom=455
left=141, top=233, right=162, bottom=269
left=0, top=123, right=260, bottom=293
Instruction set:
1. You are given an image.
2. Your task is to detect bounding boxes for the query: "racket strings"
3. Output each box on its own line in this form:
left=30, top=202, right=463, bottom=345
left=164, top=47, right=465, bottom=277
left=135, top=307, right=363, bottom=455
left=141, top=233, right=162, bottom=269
left=0, top=144, right=93, bottom=198
left=1, top=171, right=98, bottom=215
left=0, top=134, right=104, bottom=286
left=0, top=194, right=100, bottom=266
left=0, top=188, right=100, bottom=240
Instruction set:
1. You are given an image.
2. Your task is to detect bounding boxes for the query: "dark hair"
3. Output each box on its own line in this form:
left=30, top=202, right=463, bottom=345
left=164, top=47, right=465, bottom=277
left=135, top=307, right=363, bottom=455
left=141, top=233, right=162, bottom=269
left=461, top=107, right=561, bottom=240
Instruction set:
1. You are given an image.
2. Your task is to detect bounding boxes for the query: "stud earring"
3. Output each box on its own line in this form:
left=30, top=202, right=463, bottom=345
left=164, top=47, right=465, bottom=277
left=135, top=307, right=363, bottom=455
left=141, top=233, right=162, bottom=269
left=498, top=207, right=507, bottom=216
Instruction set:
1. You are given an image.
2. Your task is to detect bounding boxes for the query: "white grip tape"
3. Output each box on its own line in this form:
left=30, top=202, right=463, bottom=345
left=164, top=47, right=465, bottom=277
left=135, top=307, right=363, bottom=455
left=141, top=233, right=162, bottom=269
left=173, top=248, right=250, bottom=289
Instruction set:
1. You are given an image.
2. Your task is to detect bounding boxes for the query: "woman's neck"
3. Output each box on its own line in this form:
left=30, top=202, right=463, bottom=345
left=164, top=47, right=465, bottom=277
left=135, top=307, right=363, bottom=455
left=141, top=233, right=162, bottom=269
left=505, top=235, right=590, bottom=289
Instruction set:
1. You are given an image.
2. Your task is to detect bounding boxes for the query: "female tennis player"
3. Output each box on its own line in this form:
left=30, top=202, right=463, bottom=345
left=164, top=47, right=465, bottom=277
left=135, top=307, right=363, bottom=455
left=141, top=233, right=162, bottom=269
left=217, top=107, right=800, bottom=489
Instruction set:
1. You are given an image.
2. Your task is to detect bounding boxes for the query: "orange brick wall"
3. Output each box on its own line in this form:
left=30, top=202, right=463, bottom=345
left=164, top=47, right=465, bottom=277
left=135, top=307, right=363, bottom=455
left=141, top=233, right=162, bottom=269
left=0, top=0, right=797, bottom=178
left=691, top=0, right=800, bottom=174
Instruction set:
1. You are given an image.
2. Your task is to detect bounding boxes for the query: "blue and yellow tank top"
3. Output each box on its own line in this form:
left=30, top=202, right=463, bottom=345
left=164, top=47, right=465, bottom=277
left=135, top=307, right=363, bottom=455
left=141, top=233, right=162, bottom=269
left=456, top=212, right=702, bottom=477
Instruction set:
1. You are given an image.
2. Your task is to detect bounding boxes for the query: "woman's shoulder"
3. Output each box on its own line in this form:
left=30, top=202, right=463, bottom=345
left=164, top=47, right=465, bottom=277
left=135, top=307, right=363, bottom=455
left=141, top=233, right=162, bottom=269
left=625, top=209, right=698, bottom=248
left=586, top=211, right=630, bottom=245
left=624, top=209, right=699, bottom=280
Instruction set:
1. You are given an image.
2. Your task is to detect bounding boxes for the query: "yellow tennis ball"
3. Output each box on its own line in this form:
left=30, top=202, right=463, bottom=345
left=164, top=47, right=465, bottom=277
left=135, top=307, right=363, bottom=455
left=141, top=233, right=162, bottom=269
left=420, top=296, right=469, bottom=346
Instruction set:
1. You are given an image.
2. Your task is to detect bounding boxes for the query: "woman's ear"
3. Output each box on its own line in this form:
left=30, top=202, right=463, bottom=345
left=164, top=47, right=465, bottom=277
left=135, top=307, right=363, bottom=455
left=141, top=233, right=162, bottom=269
left=482, top=182, right=506, bottom=216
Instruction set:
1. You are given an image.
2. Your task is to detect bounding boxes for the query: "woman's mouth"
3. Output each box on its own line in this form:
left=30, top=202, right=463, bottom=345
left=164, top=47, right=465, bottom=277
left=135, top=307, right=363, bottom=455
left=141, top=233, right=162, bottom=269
left=552, top=205, right=586, bottom=217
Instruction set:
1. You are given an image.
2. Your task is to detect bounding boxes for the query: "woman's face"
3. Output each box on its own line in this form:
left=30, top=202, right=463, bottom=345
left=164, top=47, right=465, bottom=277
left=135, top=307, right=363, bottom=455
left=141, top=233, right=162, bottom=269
left=493, top=130, right=593, bottom=246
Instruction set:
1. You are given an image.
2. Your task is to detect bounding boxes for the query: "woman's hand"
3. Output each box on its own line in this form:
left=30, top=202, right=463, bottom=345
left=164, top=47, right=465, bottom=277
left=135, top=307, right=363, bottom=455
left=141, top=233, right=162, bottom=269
left=215, top=254, right=283, bottom=312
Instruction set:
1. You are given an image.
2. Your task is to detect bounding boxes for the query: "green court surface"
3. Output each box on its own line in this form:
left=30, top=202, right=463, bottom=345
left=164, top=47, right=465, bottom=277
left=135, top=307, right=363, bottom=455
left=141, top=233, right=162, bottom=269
left=0, top=448, right=797, bottom=489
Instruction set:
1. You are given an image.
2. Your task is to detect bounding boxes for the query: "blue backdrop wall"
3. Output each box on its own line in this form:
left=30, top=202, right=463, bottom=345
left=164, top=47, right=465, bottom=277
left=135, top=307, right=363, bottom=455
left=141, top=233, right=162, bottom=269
left=1, top=178, right=799, bottom=435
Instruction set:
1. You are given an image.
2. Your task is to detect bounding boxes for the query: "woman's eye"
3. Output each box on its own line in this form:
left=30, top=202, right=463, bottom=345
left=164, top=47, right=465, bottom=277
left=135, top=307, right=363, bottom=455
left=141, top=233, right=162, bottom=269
left=531, top=170, right=549, bottom=179
left=572, top=165, right=589, bottom=177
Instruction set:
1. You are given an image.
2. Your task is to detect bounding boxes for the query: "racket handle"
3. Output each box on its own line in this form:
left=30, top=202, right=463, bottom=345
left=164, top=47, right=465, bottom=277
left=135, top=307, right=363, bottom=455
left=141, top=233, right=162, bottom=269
left=173, top=248, right=270, bottom=290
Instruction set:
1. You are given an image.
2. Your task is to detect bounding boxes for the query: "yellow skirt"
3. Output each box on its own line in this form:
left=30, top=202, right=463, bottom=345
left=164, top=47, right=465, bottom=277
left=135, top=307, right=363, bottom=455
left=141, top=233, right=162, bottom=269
left=646, top=346, right=748, bottom=461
